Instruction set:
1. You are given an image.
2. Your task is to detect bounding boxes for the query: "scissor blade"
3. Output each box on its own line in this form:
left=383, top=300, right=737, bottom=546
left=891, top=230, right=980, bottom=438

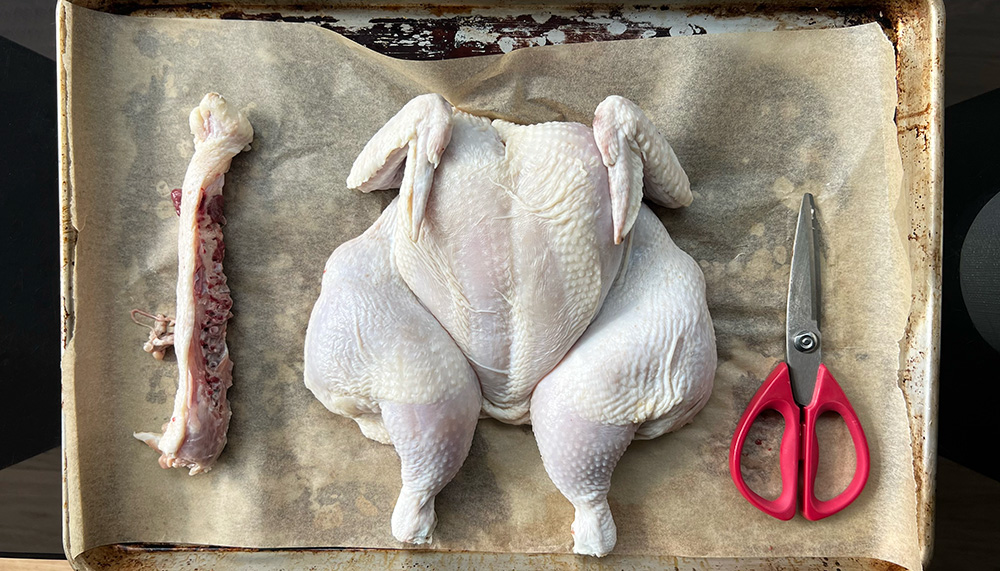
left=786, top=193, right=823, bottom=406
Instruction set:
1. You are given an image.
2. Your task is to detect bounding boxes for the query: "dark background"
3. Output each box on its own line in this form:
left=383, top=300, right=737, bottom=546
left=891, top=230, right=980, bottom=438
left=1, top=0, right=998, bottom=568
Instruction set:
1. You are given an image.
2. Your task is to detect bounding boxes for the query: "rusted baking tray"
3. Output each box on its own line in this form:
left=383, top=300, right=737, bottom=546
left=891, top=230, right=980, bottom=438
left=58, top=1, right=943, bottom=569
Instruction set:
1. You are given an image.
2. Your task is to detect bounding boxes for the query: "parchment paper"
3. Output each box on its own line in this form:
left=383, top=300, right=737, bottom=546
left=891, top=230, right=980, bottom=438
left=61, top=2, right=919, bottom=568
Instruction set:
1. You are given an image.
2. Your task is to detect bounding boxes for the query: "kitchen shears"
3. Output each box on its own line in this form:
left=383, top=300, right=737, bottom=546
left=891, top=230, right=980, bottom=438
left=729, top=193, right=870, bottom=521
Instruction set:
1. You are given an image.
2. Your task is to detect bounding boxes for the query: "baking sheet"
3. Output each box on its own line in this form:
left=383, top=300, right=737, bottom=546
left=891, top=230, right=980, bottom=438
left=60, top=2, right=921, bottom=568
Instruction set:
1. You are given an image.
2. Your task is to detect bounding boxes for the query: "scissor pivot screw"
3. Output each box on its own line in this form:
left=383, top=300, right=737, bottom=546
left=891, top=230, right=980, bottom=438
left=793, top=331, right=818, bottom=353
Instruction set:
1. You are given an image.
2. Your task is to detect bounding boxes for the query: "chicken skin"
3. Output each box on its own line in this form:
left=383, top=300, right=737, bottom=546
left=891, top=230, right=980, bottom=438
left=305, top=94, right=714, bottom=554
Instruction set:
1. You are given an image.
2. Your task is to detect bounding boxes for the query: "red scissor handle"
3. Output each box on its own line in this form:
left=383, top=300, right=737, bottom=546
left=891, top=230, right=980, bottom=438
left=729, top=363, right=800, bottom=520
left=801, top=364, right=870, bottom=521
left=730, top=363, right=870, bottom=521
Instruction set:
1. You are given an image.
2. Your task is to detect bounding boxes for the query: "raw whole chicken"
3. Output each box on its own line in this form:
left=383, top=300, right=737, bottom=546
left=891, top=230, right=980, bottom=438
left=135, top=93, right=252, bottom=475
left=304, top=94, right=716, bottom=555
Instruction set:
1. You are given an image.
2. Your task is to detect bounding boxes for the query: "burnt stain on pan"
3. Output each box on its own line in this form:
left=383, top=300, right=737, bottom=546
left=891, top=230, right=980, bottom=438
left=90, top=2, right=896, bottom=62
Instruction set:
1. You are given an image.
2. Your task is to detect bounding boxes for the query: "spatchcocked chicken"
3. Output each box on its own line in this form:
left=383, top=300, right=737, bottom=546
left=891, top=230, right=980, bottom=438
left=304, top=94, right=716, bottom=556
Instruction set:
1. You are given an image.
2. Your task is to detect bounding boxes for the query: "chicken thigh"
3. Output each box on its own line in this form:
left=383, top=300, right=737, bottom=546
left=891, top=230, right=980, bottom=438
left=531, top=205, right=716, bottom=557
left=304, top=200, right=481, bottom=544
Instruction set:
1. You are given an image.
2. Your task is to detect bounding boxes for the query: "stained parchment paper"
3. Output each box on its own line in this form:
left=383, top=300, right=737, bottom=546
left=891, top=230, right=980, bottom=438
left=61, top=2, right=919, bottom=568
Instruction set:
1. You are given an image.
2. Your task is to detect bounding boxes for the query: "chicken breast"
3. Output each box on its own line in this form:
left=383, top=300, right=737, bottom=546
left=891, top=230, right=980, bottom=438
left=347, top=95, right=691, bottom=424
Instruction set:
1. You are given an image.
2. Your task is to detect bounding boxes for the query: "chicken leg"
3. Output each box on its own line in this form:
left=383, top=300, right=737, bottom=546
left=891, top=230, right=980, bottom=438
left=531, top=206, right=717, bottom=556
left=304, top=199, right=481, bottom=544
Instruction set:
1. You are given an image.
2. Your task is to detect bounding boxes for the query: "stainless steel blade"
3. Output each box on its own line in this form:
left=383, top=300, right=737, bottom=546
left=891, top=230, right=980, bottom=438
left=786, top=193, right=823, bottom=406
